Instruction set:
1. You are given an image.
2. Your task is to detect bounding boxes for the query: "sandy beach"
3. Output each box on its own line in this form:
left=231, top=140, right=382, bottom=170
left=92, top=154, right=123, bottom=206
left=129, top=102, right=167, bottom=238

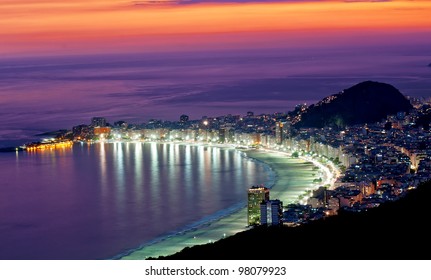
left=119, top=148, right=321, bottom=260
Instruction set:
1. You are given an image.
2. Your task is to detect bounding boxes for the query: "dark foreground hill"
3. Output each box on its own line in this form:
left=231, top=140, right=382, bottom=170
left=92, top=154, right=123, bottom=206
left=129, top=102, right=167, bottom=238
left=294, top=81, right=413, bottom=128
left=155, top=181, right=431, bottom=260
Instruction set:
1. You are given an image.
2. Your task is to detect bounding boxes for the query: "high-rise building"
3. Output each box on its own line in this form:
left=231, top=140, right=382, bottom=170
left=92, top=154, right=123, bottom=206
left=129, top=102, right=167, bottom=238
left=227, top=128, right=235, bottom=143
left=218, top=128, right=226, bottom=143
left=247, top=185, right=270, bottom=226
left=275, top=122, right=283, bottom=145
left=282, top=122, right=290, bottom=139
left=260, top=199, right=283, bottom=226
left=91, top=117, right=106, bottom=127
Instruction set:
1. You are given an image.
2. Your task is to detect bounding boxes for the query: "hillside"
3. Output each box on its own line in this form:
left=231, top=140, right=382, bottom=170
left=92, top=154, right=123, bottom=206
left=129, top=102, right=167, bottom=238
left=155, top=181, right=431, bottom=260
left=293, top=81, right=413, bottom=128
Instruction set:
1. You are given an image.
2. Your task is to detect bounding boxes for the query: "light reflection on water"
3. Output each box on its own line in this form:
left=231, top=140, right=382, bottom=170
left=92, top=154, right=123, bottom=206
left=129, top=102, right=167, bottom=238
left=0, top=142, right=270, bottom=260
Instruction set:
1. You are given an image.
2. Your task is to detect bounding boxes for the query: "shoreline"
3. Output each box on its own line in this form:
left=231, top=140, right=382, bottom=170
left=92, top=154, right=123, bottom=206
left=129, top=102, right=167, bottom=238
left=115, top=144, right=277, bottom=260
left=119, top=145, right=334, bottom=260
left=4, top=139, right=337, bottom=260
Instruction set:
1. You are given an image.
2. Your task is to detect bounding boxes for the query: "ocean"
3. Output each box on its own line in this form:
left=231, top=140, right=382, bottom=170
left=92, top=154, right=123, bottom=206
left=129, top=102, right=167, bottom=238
left=0, top=142, right=272, bottom=260
left=1, top=48, right=430, bottom=147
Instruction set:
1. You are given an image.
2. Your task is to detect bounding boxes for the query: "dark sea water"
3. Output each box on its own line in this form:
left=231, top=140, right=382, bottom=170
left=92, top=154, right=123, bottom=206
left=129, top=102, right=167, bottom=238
left=0, top=142, right=271, bottom=260
left=1, top=48, right=430, bottom=146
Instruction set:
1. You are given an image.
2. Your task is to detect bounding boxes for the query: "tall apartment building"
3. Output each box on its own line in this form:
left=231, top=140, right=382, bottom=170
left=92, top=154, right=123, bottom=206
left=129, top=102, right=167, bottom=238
left=260, top=199, right=283, bottom=226
left=275, top=122, right=284, bottom=145
left=247, top=185, right=270, bottom=226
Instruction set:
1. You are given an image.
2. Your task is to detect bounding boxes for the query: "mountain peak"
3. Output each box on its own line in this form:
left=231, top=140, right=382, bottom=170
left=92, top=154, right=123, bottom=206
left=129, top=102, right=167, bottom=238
left=293, top=81, right=413, bottom=129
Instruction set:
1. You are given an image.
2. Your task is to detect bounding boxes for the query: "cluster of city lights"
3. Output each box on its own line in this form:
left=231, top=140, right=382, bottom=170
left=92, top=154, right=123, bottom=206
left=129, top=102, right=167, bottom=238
left=24, top=140, right=73, bottom=151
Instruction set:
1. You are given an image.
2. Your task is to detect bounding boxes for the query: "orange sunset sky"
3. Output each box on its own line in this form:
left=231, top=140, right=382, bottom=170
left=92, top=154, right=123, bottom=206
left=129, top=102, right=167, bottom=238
left=1, top=0, right=431, bottom=56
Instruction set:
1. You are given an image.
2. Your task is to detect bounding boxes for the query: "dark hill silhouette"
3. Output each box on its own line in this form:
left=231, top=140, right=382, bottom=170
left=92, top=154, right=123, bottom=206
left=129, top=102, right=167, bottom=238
left=414, top=105, right=431, bottom=131
left=294, top=81, right=413, bottom=128
left=155, top=181, right=431, bottom=260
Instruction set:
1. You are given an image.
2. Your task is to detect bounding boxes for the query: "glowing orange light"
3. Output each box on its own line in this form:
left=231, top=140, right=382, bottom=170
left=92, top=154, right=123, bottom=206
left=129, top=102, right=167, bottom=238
left=1, top=0, right=430, bottom=56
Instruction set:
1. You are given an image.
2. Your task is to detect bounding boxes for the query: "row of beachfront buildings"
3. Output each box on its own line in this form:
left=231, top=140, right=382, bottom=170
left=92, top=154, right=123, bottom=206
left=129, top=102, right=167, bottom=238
left=62, top=100, right=431, bottom=226
left=246, top=115, right=431, bottom=226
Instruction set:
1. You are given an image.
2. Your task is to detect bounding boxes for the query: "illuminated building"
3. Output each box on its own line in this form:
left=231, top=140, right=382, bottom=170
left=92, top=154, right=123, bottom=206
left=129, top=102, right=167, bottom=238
left=275, top=122, right=283, bottom=145
left=260, top=199, right=283, bottom=226
left=247, top=185, right=270, bottom=226
left=94, top=127, right=111, bottom=137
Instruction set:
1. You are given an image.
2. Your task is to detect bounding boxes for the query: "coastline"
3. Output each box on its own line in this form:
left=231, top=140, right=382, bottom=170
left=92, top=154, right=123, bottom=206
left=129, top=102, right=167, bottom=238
left=119, top=146, right=326, bottom=260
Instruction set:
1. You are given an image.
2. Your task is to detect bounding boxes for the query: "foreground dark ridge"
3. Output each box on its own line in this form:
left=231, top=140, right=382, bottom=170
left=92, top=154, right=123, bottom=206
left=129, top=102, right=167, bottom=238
left=154, top=181, right=431, bottom=260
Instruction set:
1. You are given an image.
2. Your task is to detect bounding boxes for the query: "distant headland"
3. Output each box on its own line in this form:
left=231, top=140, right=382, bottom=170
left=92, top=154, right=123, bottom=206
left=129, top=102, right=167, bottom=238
left=291, top=81, right=413, bottom=129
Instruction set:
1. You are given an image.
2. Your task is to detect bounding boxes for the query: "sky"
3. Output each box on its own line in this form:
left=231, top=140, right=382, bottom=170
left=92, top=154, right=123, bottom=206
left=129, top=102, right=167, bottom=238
left=0, top=0, right=431, bottom=145
left=2, top=0, right=431, bottom=56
